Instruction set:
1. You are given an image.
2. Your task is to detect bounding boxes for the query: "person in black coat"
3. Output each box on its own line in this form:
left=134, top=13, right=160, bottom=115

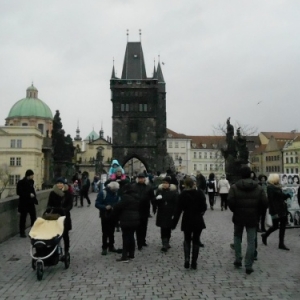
left=47, top=178, right=73, bottom=257
left=112, top=183, right=140, bottom=262
left=17, top=169, right=38, bottom=237
left=261, top=173, right=291, bottom=250
left=131, top=173, right=155, bottom=250
left=172, top=177, right=207, bottom=269
left=153, top=176, right=178, bottom=252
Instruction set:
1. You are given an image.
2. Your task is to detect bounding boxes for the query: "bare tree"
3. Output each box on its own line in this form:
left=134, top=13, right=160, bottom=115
left=0, top=164, right=11, bottom=199
left=213, top=120, right=258, bottom=137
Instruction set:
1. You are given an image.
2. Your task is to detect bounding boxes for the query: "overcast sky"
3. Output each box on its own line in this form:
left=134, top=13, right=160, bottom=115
left=1, top=0, right=300, bottom=140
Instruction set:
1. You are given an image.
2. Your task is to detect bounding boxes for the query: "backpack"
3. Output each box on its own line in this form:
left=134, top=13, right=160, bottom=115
left=208, top=181, right=215, bottom=189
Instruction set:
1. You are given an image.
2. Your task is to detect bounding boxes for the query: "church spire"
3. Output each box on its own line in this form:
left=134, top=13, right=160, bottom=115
left=111, top=58, right=116, bottom=79
left=74, top=121, right=82, bottom=141
left=153, top=58, right=157, bottom=79
left=157, top=58, right=165, bottom=83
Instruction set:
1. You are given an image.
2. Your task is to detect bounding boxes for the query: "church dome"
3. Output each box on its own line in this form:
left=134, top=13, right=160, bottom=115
left=7, top=84, right=53, bottom=119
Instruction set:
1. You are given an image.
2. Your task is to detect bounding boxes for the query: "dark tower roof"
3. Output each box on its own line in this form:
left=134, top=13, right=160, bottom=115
left=121, top=42, right=147, bottom=79
left=152, top=64, right=157, bottom=79
left=156, top=62, right=165, bottom=83
left=111, top=65, right=116, bottom=79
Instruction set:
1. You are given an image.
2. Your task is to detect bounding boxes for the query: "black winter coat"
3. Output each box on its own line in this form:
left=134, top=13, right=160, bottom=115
left=47, top=185, right=73, bottom=231
left=17, top=178, right=38, bottom=213
left=131, top=182, right=155, bottom=217
left=173, top=188, right=207, bottom=231
left=267, top=184, right=290, bottom=218
left=112, top=189, right=140, bottom=229
left=154, top=184, right=178, bottom=228
left=228, top=178, right=268, bottom=227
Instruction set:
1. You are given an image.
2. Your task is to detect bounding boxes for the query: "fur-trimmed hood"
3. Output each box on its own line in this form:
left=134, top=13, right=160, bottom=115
left=157, top=183, right=177, bottom=191
left=52, top=184, right=67, bottom=197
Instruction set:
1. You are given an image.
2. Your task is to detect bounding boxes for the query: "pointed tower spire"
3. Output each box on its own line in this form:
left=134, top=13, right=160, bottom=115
left=99, top=122, right=104, bottom=139
left=111, top=58, right=116, bottom=79
left=153, top=58, right=157, bottom=78
left=121, top=39, right=147, bottom=79
left=157, top=58, right=165, bottom=83
left=74, top=121, right=82, bottom=141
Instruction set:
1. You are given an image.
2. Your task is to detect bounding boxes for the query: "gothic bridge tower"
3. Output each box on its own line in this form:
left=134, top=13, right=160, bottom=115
left=110, top=34, right=167, bottom=172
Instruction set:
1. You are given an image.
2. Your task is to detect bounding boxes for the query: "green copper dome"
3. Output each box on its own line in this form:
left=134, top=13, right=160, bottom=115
left=7, top=84, right=53, bottom=119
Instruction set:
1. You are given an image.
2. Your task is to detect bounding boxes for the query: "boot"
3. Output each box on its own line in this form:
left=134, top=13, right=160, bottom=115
left=261, top=233, right=267, bottom=246
left=184, top=241, right=191, bottom=269
left=161, top=238, right=168, bottom=252
left=167, top=238, right=171, bottom=249
left=279, top=227, right=290, bottom=250
left=191, top=244, right=199, bottom=270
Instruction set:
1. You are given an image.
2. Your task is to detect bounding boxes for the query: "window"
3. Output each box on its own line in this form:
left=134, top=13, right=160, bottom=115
left=139, top=103, right=148, bottom=112
left=204, top=152, right=207, bottom=159
left=9, top=175, right=14, bottom=185
left=181, top=142, right=185, bottom=148
left=169, top=142, right=173, bottom=148
left=296, top=157, right=298, bottom=163
left=199, top=152, right=202, bottom=159
left=17, top=139, right=22, bottom=148
left=286, top=169, right=289, bottom=174
left=215, top=164, right=218, bottom=171
left=204, top=164, right=207, bottom=171
left=121, top=103, right=129, bottom=111
left=296, top=168, right=298, bottom=174
left=38, top=124, right=44, bottom=134
left=22, top=123, right=28, bottom=126
left=291, top=168, right=294, bottom=173
left=290, top=157, right=294, bottom=164
left=210, top=152, right=213, bottom=159
left=10, top=157, right=15, bottom=166
left=175, top=154, right=179, bottom=160
left=210, top=164, right=213, bottom=171
left=286, top=157, right=289, bottom=164
left=175, top=142, right=179, bottom=148
left=10, top=140, right=16, bottom=148
left=16, top=157, right=21, bottom=166
left=9, top=175, right=21, bottom=185
left=194, top=152, right=196, bottom=159
left=194, top=164, right=197, bottom=171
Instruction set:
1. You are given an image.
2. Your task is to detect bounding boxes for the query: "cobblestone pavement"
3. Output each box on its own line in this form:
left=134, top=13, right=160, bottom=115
left=0, top=193, right=299, bottom=300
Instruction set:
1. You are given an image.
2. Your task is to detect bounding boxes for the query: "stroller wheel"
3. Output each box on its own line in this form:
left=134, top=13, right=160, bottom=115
left=32, top=259, right=36, bottom=270
left=64, top=252, right=70, bottom=269
left=36, top=262, right=43, bottom=281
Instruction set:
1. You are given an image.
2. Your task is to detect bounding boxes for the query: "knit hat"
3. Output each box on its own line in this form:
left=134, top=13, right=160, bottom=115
left=162, top=176, right=171, bottom=184
left=137, top=172, right=146, bottom=178
left=115, top=166, right=122, bottom=173
left=25, top=169, right=34, bottom=177
left=56, top=177, right=65, bottom=184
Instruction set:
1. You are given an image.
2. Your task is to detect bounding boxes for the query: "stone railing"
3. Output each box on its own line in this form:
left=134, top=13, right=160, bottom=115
left=0, top=190, right=51, bottom=243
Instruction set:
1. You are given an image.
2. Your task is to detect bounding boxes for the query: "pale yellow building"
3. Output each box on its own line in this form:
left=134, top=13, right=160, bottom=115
left=0, top=84, right=53, bottom=198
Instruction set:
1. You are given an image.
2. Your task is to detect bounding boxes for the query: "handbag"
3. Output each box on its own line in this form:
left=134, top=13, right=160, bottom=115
left=265, top=208, right=273, bottom=227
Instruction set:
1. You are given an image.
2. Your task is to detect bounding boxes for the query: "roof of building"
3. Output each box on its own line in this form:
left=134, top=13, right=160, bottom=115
left=121, top=42, right=147, bottom=79
left=156, top=62, right=165, bottom=83
left=85, top=130, right=99, bottom=141
left=6, top=85, right=53, bottom=120
left=261, top=132, right=298, bottom=140
left=251, top=144, right=267, bottom=155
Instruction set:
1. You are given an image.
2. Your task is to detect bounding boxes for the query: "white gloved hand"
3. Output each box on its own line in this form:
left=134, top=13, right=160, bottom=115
left=30, top=193, right=35, bottom=198
left=156, top=195, right=162, bottom=200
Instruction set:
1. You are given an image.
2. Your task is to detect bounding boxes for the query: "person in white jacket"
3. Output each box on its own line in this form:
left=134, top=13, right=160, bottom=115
left=218, top=174, right=230, bottom=211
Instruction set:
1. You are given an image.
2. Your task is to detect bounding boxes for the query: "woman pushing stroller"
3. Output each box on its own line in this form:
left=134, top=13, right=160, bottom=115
left=47, top=177, right=73, bottom=259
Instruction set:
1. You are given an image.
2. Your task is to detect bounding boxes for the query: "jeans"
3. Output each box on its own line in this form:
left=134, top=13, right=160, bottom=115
left=101, top=218, right=115, bottom=249
left=136, top=216, right=148, bottom=247
left=184, top=230, right=201, bottom=246
left=19, top=207, right=36, bottom=234
left=122, top=227, right=136, bottom=259
left=80, top=190, right=91, bottom=206
left=208, top=192, right=215, bottom=207
left=234, top=225, right=256, bottom=269
left=220, top=193, right=228, bottom=209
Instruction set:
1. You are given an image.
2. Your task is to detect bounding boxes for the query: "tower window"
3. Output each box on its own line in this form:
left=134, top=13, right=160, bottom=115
left=139, top=104, right=148, bottom=112
left=121, top=104, right=130, bottom=112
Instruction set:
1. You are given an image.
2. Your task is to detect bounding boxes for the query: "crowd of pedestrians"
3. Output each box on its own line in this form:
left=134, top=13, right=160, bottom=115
left=16, top=161, right=297, bottom=275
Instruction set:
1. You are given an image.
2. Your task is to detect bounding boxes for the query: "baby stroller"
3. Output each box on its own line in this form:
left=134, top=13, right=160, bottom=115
left=29, top=210, right=70, bottom=281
